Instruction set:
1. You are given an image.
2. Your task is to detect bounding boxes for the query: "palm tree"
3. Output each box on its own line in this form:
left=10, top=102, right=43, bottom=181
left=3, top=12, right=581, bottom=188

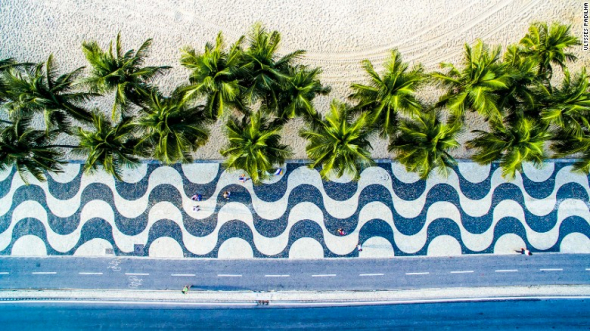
left=551, top=129, right=590, bottom=173
left=349, top=49, right=424, bottom=137
left=519, top=22, right=580, bottom=79
left=179, top=32, right=247, bottom=120
left=240, top=23, right=304, bottom=109
left=81, top=33, right=171, bottom=119
left=539, top=68, right=590, bottom=137
left=1, top=55, right=94, bottom=130
left=467, top=116, right=551, bottom=179
left=136, top=91, right=211, bottom=164
left=73, top=112, right=140, bottom=180
left=273, top=65, right=330, bottom=124
left=220, top=111, right=291, bottom=184
left=498, top=45, right=539, bottom=118
left=389, top=108, right=461, bottom=179
left=300, top=100, right=374, bottom=180
left=0, top=117, right=65, bottom=183
left=432, top=40, right=510, bottom=124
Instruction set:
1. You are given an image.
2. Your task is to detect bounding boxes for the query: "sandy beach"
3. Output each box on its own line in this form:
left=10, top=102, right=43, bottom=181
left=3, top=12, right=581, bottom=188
left=0, top=0, right=588, bottom=160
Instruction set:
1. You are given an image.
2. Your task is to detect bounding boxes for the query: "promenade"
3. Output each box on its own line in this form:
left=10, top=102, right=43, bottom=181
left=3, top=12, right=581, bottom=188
left=0, top=160, right=588, bottom=258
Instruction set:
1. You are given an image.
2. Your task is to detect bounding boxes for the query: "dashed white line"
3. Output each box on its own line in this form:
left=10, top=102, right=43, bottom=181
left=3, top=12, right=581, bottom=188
left=540, top=268, right=563, bottom=272
left=171, top=274, right=195, bottom=277
left=495, top=269, right=518, bottom=273
left=265, top=274, right=290, bottom=278
left=585, top=268, right=590, bottom=271
left=0, top=272, right=9, bottom=275
left=311, top=274, right=336, bottom=277
left=125, top=273, right=149, bottom=276
left=450, top=270, right=474, bottom=274
left=359, top=273, right=384, bottom=277
left=406, top=272, right=429, bottom=275
left=32, top=272, right=56, bottom=275
left=217, top=274, right=242, bottom=277
left=79, top=272, right=103, bottom=275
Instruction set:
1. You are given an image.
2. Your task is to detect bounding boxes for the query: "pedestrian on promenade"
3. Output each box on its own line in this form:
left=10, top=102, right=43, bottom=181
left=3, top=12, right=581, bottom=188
left=516, top=247, right=532, bottom=255
left=357, top=243, right=363, bottom=252
left=223, top=191, right=231, bottom=200
left=182, top=285, right=190, bottom=294
left=191, top=194, right=202, bottom=201
left=193, top=205, right=201, bottom=212
left=239, top=174, right=249, bottom=183
left=337, top=228, right=345, bottom=236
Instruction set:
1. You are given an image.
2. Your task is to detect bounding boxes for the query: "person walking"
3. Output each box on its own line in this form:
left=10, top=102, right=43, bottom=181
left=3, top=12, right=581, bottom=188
left=223, top=191, right=231, bottom=200
left=357, top=243, right=363, bottom=252
left=182, top=285, right=190, bottom=294
left=337, top=228, right=345, bottom=236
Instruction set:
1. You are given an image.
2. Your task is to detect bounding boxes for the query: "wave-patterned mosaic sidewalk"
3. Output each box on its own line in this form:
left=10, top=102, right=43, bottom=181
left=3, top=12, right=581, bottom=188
left=0, top=161, right=589, bottom=258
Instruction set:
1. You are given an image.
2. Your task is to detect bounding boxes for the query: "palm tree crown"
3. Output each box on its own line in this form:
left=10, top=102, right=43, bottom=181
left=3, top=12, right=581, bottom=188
left=540, top=68, right=590, bottom=137
left=300, top=100, right=374, bottom=180
left=240, top=24, right=304, bottom=108
left=180, top=32, right=246, bottom=120
left=519, top=22, right=580, bottom=78
left=389, top=108, right=460, bottom=179
left=136, top=91, right=211, bottom=164
left=350, top=49, right=424, bottom=137
left=81, top=33, right=171, bottom=118
left=433, top=40, right=510, bottom=123
left=74, top=112, right=140, bottom=180
left=273, top=65, right=330, bottom=124
left=1, top=55, right=93, bottom=130
left=0, top=118, right=64, bottom=183
left=220, top=111, right=291, bottom=184
left=467, top=116, right=551, bottom=179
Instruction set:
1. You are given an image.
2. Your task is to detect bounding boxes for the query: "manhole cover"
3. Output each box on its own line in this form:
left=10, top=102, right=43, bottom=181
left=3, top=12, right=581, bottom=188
left=134, top=244, right=145, bottom=255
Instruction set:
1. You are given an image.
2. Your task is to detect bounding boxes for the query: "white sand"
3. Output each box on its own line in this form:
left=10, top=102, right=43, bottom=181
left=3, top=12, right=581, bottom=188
left=1, top=0, right=588, bottom=160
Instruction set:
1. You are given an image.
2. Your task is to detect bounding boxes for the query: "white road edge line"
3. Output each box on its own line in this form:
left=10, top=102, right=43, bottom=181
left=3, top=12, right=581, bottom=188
left=0, top=272, right=9, bottom=275
left=79, top=272, right=103, bottom=275
left=359, top=273, right=384, bottom=277
left=171, top=274, right=196, bottom=277
left=450, top=270, right=474, bottom=274
left=264, top=275, right=290, bottom=278
left=406, top=272, right=429, bottom=275
left=31, top=272, right=56, bottom=275
left=585, top=268, right=590, bottom=271
left=495, top=269, right=518, bottom=273
left=217, top=274, right=242, bottom=277
left=311, top=274, right=336, bottom=277
left=125, top=273, right=149, bottom=276
left=540, top=268, right=563, bottom=271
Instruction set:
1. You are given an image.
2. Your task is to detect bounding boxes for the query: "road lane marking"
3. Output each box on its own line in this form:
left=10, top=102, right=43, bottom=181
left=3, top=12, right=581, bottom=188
left=540, top=268, right=562, bottom=272
left=264, top=274, right=290, bottom=278
left=586, top=268, right=590, bottom=271
left=359, top=273, right=384, bottom=277
left=217, top=274, right=242, bottom=277
left=495, top=269, right=518, bottom=273
left=125, top=273, right=149, bottom=276
left=450, top=270, right=474, bottom=274
left=0, top=272, right=9, bottom=275
left=311, top=274, right=336, bottom=277
left=406, top=272, right=429, bottom=275
left=171, top=274, right=195, bottom=277
left=79, top=272, right=103, bottom=275
left=32, top=272, right=56, bottom=275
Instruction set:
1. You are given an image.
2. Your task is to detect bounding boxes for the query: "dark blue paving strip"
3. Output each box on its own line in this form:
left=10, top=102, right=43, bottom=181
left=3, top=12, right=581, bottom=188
left=453, top=163, right=496, bottom=200
left=64, top=218, right=121, bottom=255
left=214, top=220, right=259, bottom=258
left=143, top=219, right=188, bottom=257
left=250, top=163, right=297, bottom=203
left=0, top=167, right=17, bottom=199
left=0, top=218, right=56, bottom=255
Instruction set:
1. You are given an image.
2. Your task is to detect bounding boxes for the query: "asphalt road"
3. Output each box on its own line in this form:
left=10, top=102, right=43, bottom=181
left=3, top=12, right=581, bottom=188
left=0, top=299, right=589, bottom=330
left=0, top=254, right=588, bottom=291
